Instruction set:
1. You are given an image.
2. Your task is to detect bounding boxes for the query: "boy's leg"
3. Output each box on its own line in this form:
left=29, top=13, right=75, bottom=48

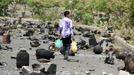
left=62, top=35, right=72, bottom=60
left=64, top=44, right=70, bottom=60
left=61, top=38, right=68, bottom=59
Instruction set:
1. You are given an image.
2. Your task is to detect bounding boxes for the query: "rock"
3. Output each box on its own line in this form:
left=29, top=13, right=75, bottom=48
left=73, top=30, right=81, bottom=35
left=1, top=45, right=12, bottom=51
left=93, top=45, right=103, bottom=54
left=29, top=37, right=39, bottom=41
left=107, top=26, right=113, bottom=33
left=101, top=31, right=111, bottom=38
left=91, top=30, right=101, bottom=34
left=119, top=70, right=131, bottom=75
left=84, top=44, right=90, bottom=49
left=0, top=29, right=5, bottom=35
left=32, top=63, right=41, bottom=71
left=77, top=38, right=87, bottom=50
left=0, top=62, right=7, bottom=68
left=114, top=50, right=127, bottom=60
left=41, top=35, right=49, bottom=40
left=102, top=72, right=107, bottom=75
left=36, top=48, right=55, bottom=60
left=124, top=54, right=134, bottom=73
left=30, top=40, right=40, bottom=47
left=46, top=64, right=57, bottom=75
left=85, top=71, right=90, bottom=75
left=118, top=66, right=125, bottom=71
left=21, top=66, right=47, bottom=75
left=11, top=56, right=16, bottom=59
left=23, top=29, right=34, bottom=36
left=43, top=40, right=49, bottom=44
left=48, top=35, right=57, bottom=42
left=29, top=48, right=32, bottom=50
left=104, top=51, right=115, bottom=65
left=82, top=31, right=91, bottom=37
left=88, top=34, right=97, bottom=46
left=124, top=36, right=131, bottom=40
left=75, top=27, right=84, bottom=32
left=20, top=66, right=32, bottom=75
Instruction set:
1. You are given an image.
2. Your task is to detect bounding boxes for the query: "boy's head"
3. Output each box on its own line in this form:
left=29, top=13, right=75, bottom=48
left=64, top=11, right=70, bottom=17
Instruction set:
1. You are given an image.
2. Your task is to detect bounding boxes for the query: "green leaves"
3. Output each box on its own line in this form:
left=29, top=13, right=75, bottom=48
left=129, top=0, right=134, bottom=26
left=0, top=0, right=12, bottom=16
left=82, top=13, right=93, bottom=25
left=89, top=0, right=108, bottom=12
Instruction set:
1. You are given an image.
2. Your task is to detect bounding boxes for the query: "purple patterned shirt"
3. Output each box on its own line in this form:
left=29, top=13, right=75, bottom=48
left=58, top=17, right=73, bottom=38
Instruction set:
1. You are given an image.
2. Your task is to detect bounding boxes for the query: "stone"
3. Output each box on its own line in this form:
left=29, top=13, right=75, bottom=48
left=102, top=72, right=107, bottom=75
left=118, top=70, right=131, bottom=75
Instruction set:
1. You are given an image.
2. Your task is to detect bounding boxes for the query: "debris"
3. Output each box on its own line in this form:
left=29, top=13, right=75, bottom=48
left=29, top=48, right=32, bottom=50
left=102, top=72, right=107, bottom=75
left=0, top=62, right=7, bottom=68
left=11, top=56, right=16, bottom=59
left=16, top=49, right=29, bottom=68
left=104, top=51, right=115, bottom=65
left=41, top=35, right=49, bottom=40
left=46, top=64, right=57, bottom=75
left=123, top=54, right=134, bottom=73
left=30, top=40, right=40, bottom=47
left=119, top=70, right=131, bottom=75
left=37, top=59, right=51, bottom=63
left=85, top=71, right=90, bottom=75
left=88, top=33, right=97, bottom=46
left=101, top=31, right=111, bottom=38
left=77, top=38, right=88, bottom=50
left=32, top=63, right=41, bottom=71
left=43, top=40, right=49, bottom=44
left=36, top=48, right=55, bottom=60
left=21, top=66, right=32, bottom=75
left=83, top=31, right=91, bottom=37
left=2, top=31, right=11, bottom=44
left=93, top=45, right=103, bottom=54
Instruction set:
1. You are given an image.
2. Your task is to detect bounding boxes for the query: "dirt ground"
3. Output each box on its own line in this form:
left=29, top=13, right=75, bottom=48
left=0, top=32, right=126, bottom=75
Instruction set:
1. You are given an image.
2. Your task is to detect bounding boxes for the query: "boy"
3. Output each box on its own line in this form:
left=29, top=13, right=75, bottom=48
left=58, top=11, right=74, bottom=60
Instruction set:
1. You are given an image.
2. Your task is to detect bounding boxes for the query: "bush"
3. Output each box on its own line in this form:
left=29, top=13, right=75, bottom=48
left=82, top=13, right=93, bottom=25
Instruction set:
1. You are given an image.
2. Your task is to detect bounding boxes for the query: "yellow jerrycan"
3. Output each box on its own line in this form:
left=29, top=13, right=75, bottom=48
left=71, top=41, right=77, bottom=53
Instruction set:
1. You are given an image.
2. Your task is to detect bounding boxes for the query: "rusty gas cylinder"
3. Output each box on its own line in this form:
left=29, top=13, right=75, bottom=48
left=2, top=31, right=10, bottom=44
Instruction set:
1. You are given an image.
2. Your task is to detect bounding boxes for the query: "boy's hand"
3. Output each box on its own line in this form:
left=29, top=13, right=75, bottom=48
left=58, top=34, right=61, bottom=39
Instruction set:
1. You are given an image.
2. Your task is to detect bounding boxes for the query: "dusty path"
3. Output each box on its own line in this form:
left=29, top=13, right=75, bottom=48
left=0, top=34, right=125, bottom=75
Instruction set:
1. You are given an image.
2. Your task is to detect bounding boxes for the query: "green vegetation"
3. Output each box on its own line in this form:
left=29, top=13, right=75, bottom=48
left=0, top=0, right=12, bottom=16
left=0, top=0, right=134, bottom=44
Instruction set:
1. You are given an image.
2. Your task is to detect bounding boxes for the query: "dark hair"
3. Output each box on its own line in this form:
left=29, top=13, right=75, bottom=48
left=64, top=11, right=70, bottom=17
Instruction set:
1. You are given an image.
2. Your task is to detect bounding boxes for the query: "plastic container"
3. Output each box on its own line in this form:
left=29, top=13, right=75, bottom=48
left=71, top=41, right=77, bottom=53
left=16, top=50, right=29, bottom=68
left=55, top=39, right=63, bottom=49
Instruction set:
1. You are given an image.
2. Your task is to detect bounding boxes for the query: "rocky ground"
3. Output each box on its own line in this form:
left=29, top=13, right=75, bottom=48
left=0, top=32, right=126, bottom=75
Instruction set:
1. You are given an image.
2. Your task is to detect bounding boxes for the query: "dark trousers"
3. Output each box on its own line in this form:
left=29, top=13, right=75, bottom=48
left=61, top=35, right=72, bottom=59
